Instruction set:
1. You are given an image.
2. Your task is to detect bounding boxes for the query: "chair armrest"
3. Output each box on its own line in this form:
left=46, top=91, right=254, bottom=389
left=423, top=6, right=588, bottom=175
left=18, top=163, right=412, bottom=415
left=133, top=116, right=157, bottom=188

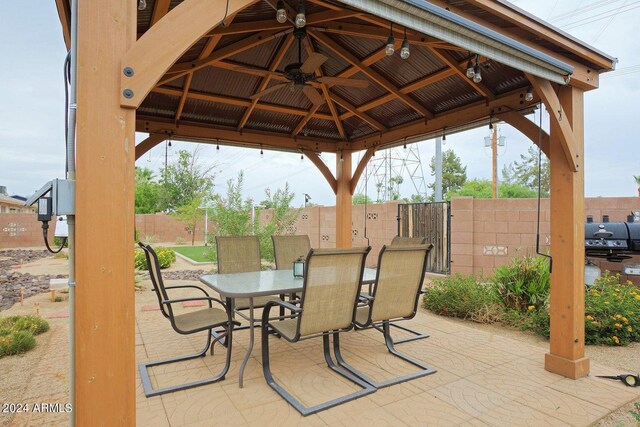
left=262, top=299, right=302, bottom=326
left=419, top=288, right=427, bottom=295
left=161, top=296, right=229, bottom=312
left=164, top=284, right=211, bottom=297
left=358, top=294, right=374, bottom=303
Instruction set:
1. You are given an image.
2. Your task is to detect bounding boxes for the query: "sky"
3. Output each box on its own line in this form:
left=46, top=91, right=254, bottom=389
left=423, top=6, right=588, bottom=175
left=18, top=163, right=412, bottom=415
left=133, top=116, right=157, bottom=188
left=0, top=0, right=638, bottom=207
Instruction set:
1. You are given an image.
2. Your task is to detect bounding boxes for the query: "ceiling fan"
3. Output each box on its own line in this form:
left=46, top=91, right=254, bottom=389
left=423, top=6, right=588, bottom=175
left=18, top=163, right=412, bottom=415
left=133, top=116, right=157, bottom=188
left=240, top=27, right=369, bottom=106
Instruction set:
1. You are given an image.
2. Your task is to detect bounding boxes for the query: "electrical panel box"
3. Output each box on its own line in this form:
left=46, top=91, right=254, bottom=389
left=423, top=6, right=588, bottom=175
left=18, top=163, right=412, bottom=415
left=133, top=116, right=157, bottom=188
left=54, top=216, right=69, bottom=238
left=26, top=179, right=75, bottom=216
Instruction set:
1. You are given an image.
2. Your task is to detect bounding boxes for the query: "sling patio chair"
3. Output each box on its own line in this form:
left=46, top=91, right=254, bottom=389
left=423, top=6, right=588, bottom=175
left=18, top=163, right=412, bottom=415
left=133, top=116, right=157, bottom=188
left=337, top=244, right=437, bottom=388
left=215, top=235, right=283, bottom=311
left=261, top=247, right=375, bottom=416
left=272, top=234, right=311, bottom=303
left=366, top=236, right=431, bottom=344
left=137, top=242, right=237, bottom=397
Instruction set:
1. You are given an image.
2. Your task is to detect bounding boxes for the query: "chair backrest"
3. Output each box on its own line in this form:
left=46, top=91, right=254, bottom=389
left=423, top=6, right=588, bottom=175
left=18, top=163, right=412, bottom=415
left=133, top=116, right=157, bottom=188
left=138, top=242, right=172, bottom=319
left=215, top=236, right=261, bottom=274
left=369, top=244, right=432, bottom=323
left=390, top=236, right=427, bottom=246
left=272, top=235, right=311, bottom=270
left=296, top=247, right=370, bottom=338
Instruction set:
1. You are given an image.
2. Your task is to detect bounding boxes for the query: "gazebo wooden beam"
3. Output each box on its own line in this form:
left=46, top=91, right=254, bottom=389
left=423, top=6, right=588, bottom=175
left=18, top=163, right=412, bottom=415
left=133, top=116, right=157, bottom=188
left=329, top=93, right=387, bottom=132
left=305, top=151, right=337, bottom=194
left=335, top=151, right=353, bottom=247
left=498, top=110, right=550, bottom=157
left=76, top=0, right=136, bottom=423
left=134, top=133, right=168, bottom=160
left=150, top=0, right=171, bottom=25
left=545, top=84, right=589, bottom=379
left=527, top=74, right=579, bottom=172
left=55, top=0, right=71, bottom=49
left=336, top=39, right=401, bottom=79
left=176, top=14, right=240, bottom=124
left=151, top=86, right=334, bottom=120
left=348, top=88, right=532, bottom=150
left=138, top=117, right=339, bottom=153
left=239, top=33, right=293, bottom=131
left=292, top=104, right=322, bottom=137
left=309, top=30, right=433, bottom=118
left=350, top=147, right=375, bottom=194
left=120, top=0, right=258, bottom=108
left=431, top=48, right=495, bottom=100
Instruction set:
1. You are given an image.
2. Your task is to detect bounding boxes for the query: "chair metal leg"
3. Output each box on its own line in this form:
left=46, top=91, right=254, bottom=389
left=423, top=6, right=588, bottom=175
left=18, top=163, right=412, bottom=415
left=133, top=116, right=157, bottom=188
left=261, top=326, right=375, bottom=416
left=369, top=321, right=429, bottom=344
left=139, top=325, right=234, bottom=397
left=335, top=321, right=436, bottom=389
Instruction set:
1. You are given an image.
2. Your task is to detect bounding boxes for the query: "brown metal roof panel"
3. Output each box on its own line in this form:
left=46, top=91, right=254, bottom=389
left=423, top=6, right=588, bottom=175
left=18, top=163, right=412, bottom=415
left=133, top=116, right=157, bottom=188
left=342, top=116, right=377, bottom=140
left=331, top=72, right=387, bottom=106
left=189, top=67, right=261, bottom=98
left=138, top=92, right=181, bottom=120
left=180, top=99, right=245, bottom=127
left=304, top=118, right=341, bottom=140
left=476, top=61, right=527, bottom=95
left=366, top=99, right=422, bottom=128
left=312, top=40, right=352, bottom=76
left=229, top=36, right=282, bottom=69
left=244, top=109, right=299, bottom=134
left=179, top=38, right=210, bottom=63
left=163, top=75, right=188, bottom=90
left=233, top=1, right=326, bottom=23
left=329, top=34, right=384, bottom=60
left=258, top=83, right=313, bottom=109
left=371, top=45, right=447, bottom=87
left=410, top=75, right=483, bottom=113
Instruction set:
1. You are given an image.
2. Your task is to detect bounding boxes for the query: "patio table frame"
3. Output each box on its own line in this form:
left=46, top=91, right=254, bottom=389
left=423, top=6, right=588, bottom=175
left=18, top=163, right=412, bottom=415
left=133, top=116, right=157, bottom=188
left=200, top=268, right=377, bottom=387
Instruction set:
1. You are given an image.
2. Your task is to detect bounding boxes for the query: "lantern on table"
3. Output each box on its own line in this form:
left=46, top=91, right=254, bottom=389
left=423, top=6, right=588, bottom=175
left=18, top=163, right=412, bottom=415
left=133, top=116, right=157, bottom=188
left=293, top=256, right=305, bottom=278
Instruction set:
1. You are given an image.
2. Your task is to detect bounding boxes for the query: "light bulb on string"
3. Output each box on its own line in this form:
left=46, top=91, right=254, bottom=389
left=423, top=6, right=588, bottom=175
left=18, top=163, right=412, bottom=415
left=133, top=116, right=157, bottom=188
left=295, top=1, right=306, bottom=28
left=276, top=0, right=287, bottom=23
left=400, top=28, right=410, bottom=60
left=385, top=23, right=395, bottom=56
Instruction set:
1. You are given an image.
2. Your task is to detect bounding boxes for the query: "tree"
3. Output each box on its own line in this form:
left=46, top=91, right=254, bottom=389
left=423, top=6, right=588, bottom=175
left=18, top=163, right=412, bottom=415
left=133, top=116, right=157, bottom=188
left=172, top=195, right=204, bottom=246
left=448, top=179, right=536, bottom=199
left=160, top=148, right=216, bottom=212
left=501, top=146, right=550, bottom=197
left=428, top=149, right=467, bottom=201
left=352, top=193, right=373, bottom=205
left=256, top=183, right=300, bottom=261
left=210, top=171, right=253, bottom=238
left=134, top=167, right=163, bottom=214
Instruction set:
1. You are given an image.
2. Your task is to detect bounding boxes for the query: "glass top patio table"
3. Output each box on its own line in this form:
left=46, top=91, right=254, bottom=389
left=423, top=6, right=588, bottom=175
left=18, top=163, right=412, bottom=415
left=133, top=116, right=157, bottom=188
left=199, top=268, right=377, bottom=387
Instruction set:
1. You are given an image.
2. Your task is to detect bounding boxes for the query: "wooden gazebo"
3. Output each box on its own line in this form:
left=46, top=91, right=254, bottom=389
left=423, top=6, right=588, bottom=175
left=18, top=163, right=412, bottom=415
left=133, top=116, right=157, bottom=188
left=54, top=0, right=615, bottom=423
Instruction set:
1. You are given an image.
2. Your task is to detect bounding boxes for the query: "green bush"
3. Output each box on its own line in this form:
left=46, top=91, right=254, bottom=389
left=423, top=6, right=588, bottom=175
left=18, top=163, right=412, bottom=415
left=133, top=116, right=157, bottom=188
left=0, top=331, right=36, bottom=357
left=0, top=315, right=49, bottom=358
left=134, top=247, right=176, bottom=270
left=0, top=315, right=49, bottom=335
left=422, top=274, right=502, bottom=323
left=584, top=272, right=640, bottom=346
left=492, top=255, right=550, bottom=311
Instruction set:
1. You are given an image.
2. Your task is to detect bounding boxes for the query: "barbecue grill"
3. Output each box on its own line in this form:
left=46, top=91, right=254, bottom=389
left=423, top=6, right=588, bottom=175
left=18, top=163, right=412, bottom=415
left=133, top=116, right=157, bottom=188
left=585, top=216, right=640, bottom=262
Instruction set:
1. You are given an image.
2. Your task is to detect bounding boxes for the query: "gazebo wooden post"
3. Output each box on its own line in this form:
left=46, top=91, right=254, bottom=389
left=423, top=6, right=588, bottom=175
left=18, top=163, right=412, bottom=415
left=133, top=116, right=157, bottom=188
left=75, top=0, right=136, bottom=424
left=336, top=150, right=352, bottom=248
left=545, top=85, right=589, bottom=379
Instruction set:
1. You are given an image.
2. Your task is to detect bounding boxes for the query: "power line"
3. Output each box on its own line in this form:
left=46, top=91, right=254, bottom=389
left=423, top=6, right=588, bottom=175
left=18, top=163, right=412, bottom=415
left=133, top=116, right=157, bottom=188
left=563, top=1, right=640, bottom=29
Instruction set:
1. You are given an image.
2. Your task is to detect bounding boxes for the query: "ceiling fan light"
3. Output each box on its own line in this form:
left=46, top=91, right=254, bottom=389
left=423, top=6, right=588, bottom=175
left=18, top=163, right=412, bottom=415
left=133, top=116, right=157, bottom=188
left=465, top=60, right=475, bottom=78
left=400, top=38, right=410, bottom=60
left=276, top=0, right=287, bottom=23
left=295, top=2, right=306, bottom=28
left=473, top=64, right=482, bottom=83
left=385, top=34, right=395, bottom=56
left=525, top=86, right=534, bottom=102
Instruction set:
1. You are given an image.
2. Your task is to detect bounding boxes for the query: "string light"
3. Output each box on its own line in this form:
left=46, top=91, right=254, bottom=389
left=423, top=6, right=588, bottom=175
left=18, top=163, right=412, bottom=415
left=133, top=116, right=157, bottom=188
left=295, top=1, right=306, bottom=28
left=385, top=23, right=395, bottom=56
left=275, top=0, right=287, bottom=23
left=472, top=54, right=482, bottom=83
left=138, top=0, right=147, bottom=11
left=442, top=127, right=446, bottom=141
left=525, top=86, right=534, bottom=102
left=400, top=27, right=410, bottom=60
left=465, top=53, right=475, bottom=79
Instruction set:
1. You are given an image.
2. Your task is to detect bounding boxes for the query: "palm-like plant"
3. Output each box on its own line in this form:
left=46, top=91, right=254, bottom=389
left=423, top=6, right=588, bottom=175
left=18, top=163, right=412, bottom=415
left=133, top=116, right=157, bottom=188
left=634, top=175, right=640, bottom=185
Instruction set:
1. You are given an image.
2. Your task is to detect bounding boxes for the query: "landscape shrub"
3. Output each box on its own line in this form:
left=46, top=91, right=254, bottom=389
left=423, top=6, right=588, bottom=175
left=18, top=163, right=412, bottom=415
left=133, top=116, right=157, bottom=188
left=134, top=247, right=176, bottom=270
left=584, top=271, right=640, bottom=346
left=422, top=274, right=502, bottom=323
left=0, top=315, right=49, bottom=357
left=492, top=255, right=550, bottom=311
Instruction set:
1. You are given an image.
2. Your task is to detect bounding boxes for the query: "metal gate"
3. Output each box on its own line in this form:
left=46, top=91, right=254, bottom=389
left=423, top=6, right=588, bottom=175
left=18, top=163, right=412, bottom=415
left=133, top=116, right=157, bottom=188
left=397, top=202, right=451, bottom=274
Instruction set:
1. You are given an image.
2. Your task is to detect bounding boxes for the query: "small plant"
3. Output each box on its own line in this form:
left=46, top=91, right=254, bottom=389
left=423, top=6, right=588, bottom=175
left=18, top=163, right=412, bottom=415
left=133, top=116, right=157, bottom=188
left=134, top=247, right=176, bottom=270
left=423, top=274, right=502, bottom=323
left=630, top=401, right=640, bottom=422
left=53, top=251, right=69, bottom=260
left=492, top=255, right=550, bottom=311
left=0, top=315, right=49, bottom=358
left=175, top=236, right=186, bottom=245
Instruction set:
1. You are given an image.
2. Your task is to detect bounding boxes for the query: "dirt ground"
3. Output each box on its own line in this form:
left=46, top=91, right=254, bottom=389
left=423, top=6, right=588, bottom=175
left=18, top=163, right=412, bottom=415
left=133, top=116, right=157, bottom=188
left=1, top=252, right=639, bottom=426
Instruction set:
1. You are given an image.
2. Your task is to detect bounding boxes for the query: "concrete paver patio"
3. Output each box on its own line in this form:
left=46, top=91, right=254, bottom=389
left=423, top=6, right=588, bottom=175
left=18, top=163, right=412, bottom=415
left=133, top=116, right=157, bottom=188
left=3, top=279, right=640, bottom=426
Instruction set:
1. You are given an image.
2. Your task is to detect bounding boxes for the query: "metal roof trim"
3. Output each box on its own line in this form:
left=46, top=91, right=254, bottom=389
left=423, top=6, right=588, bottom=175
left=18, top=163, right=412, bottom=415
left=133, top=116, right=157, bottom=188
left=336, top=0, right=574, bottom=84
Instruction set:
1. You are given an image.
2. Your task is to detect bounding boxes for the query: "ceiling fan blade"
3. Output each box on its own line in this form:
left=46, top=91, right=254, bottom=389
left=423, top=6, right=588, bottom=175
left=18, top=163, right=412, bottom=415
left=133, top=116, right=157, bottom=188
left=316, top=76, right=369, bottom=88
left=300, top=53, right=328, bottom=74
left=302, top=85, right=326, bottom=106
left=250, top=83, right=289, bottom=100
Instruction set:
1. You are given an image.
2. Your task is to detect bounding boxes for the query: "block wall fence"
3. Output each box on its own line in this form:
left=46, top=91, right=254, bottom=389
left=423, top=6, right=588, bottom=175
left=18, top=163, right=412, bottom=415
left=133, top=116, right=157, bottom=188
left=1, top=197, right=638, bottom=282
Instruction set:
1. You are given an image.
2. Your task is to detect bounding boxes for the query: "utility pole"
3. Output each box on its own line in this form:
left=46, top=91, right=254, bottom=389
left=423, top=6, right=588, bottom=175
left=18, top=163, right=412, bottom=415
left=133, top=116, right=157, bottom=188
left=435, top=136, right=443, bottom=202
left=492, top=124, right=498, bottom=199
